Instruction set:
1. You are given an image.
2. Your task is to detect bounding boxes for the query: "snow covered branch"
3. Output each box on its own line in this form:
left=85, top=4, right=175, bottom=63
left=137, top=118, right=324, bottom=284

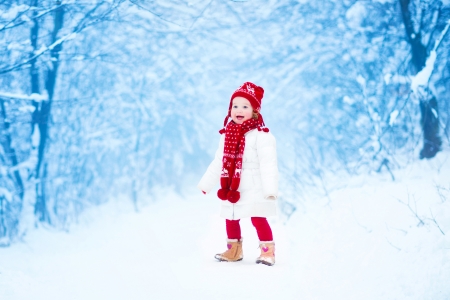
left=0, top=5, right=61, bottom=32
left=0, top=92, right=48, bottom=102
left=411, top=19, right=450, bottom=93
left=0, top=31, right=77, bottom=75
left=0, top=1, right=122, bottom=75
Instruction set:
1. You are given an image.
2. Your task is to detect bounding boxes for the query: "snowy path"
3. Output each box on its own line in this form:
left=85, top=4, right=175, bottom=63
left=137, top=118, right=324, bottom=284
left=1, top=159, right=449, bottom=300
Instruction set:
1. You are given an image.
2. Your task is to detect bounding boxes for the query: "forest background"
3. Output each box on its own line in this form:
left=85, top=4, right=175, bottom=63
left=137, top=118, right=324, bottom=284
left=0, top=0, right=449, bottom=246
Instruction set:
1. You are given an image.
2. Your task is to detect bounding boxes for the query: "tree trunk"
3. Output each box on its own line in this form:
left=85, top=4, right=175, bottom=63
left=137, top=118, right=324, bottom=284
left=30, top=0, right=41, bottom=135
left=0, top=100, right=24, bottom=201
left=399, top=0, right=442, bottom=159
left=34, top=1, right=65, bottom=223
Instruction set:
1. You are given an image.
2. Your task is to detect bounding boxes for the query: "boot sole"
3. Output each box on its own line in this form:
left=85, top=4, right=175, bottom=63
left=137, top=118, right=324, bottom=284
left=256, top=259, right=274, bottom=266
left=215, top=257, right=243, bottom=262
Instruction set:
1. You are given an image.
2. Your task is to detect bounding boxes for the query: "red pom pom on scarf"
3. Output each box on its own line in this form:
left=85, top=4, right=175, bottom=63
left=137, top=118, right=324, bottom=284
left=217, top=188, right=229, bottom=200
left=227, top=190, right=240, bottom=203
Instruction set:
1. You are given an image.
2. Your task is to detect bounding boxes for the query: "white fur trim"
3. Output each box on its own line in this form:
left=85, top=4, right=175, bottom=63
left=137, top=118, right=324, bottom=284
left=227, top=238, right=242, bottom=242
left=259, top=241, right=274, bottom=245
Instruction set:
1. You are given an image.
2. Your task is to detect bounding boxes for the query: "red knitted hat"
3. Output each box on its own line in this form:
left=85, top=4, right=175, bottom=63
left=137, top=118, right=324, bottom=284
left=220, top=82, right=269, bottom=132
left=228, top=82, right=264, bottom=113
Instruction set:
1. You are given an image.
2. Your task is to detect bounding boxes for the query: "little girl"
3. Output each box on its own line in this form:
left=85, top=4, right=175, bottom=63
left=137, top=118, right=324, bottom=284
left=198, top=82, right=278, bottom=266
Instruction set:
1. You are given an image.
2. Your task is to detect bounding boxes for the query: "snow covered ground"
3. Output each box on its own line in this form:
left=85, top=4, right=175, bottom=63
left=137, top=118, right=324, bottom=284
left=1, top=153, right=449, bottom=300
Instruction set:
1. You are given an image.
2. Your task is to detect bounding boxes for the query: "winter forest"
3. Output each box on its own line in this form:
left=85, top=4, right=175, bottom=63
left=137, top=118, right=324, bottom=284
left=1, top=0, right=450, bottom=299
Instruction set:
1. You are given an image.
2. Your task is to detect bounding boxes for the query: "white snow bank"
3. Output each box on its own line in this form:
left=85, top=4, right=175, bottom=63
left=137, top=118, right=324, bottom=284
left=1, top=152, right=449, bottom=300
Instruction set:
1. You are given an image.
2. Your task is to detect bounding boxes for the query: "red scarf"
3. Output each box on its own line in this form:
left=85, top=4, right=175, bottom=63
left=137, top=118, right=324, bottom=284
left=217, top=116, right=269, bottom=203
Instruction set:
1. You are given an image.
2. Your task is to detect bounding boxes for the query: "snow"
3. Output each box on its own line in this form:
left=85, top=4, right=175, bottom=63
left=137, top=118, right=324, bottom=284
left=384, top=73, right=392, bottom=85
left=431, top=108, right=438, bottom=119
left=0, top=92, right=47, bottom=102
left=343, top=95, right=354, bottom=105
left=8, top=156, right=37, bottom=173
left=31, top=124, right=40, bottom=148
left=0, top=187, right=13, bottom=203
left=373, top=0, right=396, bottom=4
left=31, top=32, right=79, bottom=59
left=345, top=2, right=367, bottom=29
left=411, top=20, right=450, bottom=94
left=1, top=154, right=449, bottom=300
left=1, top=1, right=450, bottom=299
left=389, top=109, right=399, bottom=125
left=0, top=4, right=29, bottom=21
left=411, top=50, right=437, bottom=93
left=356, top=74, right=366, bottom=88
left=18, top=105, right=36, bottom=113
left=390, top=74, right=410, bottom=84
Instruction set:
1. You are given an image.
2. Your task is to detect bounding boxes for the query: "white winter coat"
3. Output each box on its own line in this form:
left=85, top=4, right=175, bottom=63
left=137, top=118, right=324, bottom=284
left=197, top=129, right=278, bottom=220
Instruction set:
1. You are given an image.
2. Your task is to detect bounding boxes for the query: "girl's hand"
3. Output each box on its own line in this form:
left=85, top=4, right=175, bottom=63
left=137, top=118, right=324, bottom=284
left=266, top=195, right=276, bottom=200
left=202, top=191, right=206, bottom=194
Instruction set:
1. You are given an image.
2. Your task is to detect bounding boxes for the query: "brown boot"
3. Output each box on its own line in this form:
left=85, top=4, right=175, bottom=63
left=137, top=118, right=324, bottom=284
left=214, top=239, right=243, bottom=262
left=256, top=241, right=275, bottom=266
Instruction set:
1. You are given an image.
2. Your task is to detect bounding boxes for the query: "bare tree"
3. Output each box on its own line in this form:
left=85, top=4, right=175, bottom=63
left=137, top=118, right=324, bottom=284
left=0, top=0, right=124, bottom=242
left=33, top=0, right=65, bottom=223
left=399, top=0, right=448, bottom=159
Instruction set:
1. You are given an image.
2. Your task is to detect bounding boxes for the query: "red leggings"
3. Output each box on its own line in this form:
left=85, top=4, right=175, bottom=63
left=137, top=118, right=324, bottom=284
left=226, top=217, right=273, bottom=241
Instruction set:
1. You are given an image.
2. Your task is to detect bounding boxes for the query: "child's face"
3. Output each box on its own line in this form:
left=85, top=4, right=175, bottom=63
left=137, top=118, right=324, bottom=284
left=231, top=97, right=253, bottom=124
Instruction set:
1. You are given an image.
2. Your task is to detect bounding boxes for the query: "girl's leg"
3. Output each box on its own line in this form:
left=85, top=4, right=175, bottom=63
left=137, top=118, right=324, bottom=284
left=215, top=219, right=243, bottom=262
left=226, top=219, right=242, bottom=240
left=251, top=217, right=273, bottom=241
left=252, top=217, right=275, bottom=266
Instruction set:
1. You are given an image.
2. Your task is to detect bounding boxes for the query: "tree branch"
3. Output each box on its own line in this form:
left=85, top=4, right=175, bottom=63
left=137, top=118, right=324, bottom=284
left=399, top=0, right=415, bottom=43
